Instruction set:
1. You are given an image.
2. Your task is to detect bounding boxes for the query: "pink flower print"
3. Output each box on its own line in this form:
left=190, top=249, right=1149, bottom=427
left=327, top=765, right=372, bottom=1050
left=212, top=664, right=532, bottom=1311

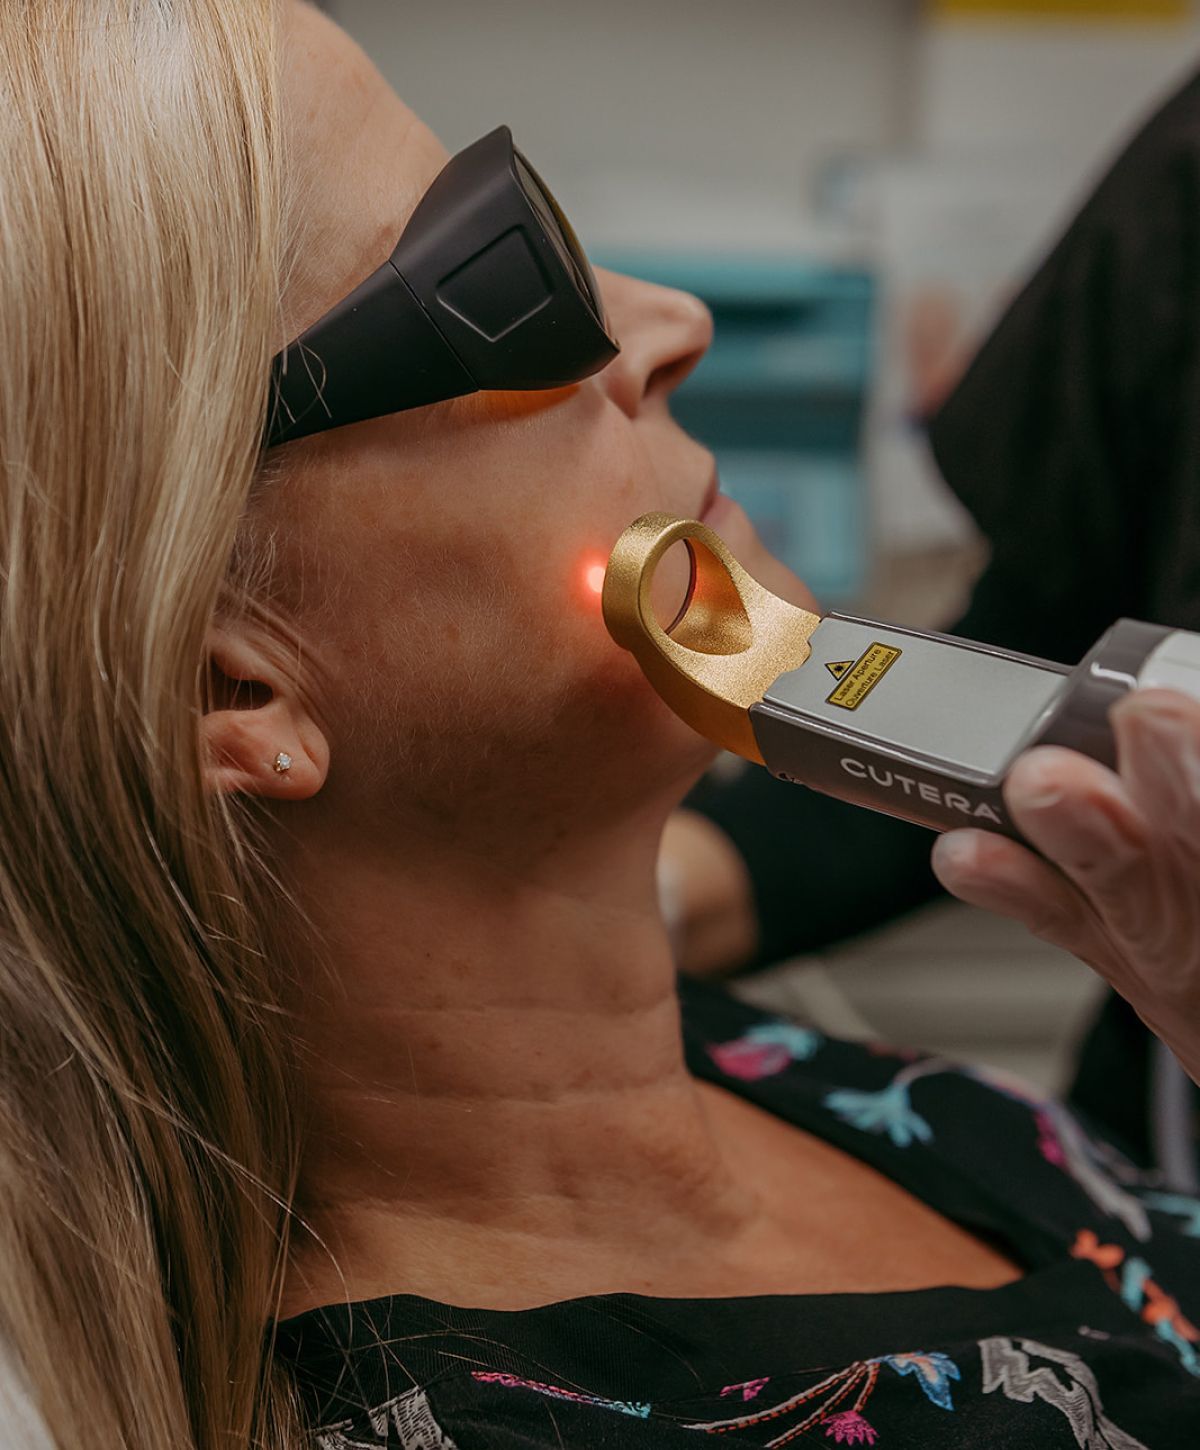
left=709, top=1039, right=791, bottom=1080
left=720, top=1377, right=770, bottom=1401
left=823, top=1410, right=878, bottom=1444
left=1035, top=1109, right=1066, bottom=1166
left=708, top=1022, right=820, bottom=1081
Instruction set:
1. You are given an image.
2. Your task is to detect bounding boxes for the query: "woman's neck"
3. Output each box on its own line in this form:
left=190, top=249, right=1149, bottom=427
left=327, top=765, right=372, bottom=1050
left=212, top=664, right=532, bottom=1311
left=278, top=813, right=762, bottom=1316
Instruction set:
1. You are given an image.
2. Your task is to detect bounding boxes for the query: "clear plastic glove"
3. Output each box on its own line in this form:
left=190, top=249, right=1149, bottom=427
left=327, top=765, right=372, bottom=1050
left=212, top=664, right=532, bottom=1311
left=931, top=688, right=1200, bottom=1087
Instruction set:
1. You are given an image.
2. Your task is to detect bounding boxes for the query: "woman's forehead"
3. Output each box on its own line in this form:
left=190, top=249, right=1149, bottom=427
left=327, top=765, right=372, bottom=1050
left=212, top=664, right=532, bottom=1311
left=282, top=0, right=449, bottom=336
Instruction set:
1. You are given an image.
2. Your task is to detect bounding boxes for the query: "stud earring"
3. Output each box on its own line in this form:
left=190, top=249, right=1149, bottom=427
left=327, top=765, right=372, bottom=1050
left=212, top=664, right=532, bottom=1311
left=273, top=751, right=294, bottom=775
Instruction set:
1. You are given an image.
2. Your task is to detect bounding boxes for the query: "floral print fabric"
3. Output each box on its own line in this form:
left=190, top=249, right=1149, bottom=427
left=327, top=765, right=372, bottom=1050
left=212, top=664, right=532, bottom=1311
left=276, top=977, right=1200, bottom=1448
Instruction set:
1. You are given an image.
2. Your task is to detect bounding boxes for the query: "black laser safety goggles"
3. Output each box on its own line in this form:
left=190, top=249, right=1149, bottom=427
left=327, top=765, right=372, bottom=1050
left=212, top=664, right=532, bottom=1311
left=265, top=126, right=620, bottom=449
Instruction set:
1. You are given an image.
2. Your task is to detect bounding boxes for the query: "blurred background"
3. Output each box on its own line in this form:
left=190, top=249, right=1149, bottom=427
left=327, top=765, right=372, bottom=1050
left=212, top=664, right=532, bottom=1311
left=321, top=0, right=1200, bottom=1092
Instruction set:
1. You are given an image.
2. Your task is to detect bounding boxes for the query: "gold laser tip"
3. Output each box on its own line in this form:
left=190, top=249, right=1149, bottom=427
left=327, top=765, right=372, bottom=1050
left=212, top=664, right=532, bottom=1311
left=602, top=514, right=822, bottom=763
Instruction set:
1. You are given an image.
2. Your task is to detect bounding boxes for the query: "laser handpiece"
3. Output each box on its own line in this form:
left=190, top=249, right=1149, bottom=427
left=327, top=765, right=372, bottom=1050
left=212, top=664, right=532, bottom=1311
left=603, top=514, right=1200, bottom=841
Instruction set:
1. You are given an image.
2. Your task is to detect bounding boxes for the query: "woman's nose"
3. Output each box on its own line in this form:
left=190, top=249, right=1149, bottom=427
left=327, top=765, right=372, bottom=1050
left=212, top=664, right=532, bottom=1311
left=594, top=269, right=714, bottom=421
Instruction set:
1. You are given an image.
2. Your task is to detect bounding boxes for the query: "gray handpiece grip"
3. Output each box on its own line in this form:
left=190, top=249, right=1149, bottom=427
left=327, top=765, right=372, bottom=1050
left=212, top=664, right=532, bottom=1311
left=749, top=616, right=1188, bottom=840
left=1035, top=622, right=1200, bottom=767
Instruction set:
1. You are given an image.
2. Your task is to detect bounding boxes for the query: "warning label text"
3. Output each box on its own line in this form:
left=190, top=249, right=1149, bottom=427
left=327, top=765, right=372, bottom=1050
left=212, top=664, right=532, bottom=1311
left=826, top=643, right=902, bottom=711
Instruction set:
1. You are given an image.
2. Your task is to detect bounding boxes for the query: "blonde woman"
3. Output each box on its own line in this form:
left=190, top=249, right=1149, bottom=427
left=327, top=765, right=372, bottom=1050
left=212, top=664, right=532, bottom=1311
left=5, top=3, right=1200, bottom=1447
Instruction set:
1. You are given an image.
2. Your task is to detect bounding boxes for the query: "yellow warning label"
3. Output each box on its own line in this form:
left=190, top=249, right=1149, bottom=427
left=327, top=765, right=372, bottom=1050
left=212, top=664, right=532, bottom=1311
left=827, top=643, right=902, bottom=711
left=825, top=660, right=854, bottom=682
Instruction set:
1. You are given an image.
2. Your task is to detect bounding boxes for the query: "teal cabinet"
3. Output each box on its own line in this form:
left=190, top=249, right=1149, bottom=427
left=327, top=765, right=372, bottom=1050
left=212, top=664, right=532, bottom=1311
left=596, top=253, right=875, bottom=602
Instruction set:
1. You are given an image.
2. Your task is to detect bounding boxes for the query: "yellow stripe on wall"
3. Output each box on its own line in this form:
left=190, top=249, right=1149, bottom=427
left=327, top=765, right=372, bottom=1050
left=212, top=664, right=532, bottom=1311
left=932, top=0, right=1188, bottom=19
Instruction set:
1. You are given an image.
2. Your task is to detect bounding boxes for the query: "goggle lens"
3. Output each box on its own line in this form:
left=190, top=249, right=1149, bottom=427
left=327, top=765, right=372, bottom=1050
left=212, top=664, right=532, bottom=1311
left=514, top=150, right=608, bottom=331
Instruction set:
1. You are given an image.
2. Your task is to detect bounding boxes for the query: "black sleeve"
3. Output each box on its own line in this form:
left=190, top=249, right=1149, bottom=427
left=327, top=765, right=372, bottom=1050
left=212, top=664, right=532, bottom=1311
left=930, top=67, right=1200, bottom=646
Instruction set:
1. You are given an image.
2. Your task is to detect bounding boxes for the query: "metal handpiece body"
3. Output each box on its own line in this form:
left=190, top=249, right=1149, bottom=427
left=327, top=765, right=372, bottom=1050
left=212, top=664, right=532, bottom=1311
left=603, top=514, right=1200, bottom=841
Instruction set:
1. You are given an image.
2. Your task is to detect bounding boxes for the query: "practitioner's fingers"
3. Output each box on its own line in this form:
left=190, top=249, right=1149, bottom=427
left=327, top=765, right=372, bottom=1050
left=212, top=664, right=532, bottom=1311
left=1102, top=692, right=1200, bottom=1036
left=930, top=827, right=1113, bottom=972
left=1000, top=747, right=1157, bottom=953
left=934, top=696, right=1200, bottom=1086
left=1111, top=690, right=1200, bottom=864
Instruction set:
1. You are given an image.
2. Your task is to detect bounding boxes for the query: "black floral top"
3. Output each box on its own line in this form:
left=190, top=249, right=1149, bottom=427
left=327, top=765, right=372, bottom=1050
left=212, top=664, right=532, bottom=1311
left=275, top=978, right=1200, bottom=1448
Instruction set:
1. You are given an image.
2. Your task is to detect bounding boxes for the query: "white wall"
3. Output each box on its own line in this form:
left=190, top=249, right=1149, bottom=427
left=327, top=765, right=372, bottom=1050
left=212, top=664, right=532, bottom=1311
left=326, top=2, right=1200, bottom=247
left=327, top=0, right=919, bottom=249
left=918, top=15, right=1200, bottom=249
left=922, top=17, right=1200, bottom=160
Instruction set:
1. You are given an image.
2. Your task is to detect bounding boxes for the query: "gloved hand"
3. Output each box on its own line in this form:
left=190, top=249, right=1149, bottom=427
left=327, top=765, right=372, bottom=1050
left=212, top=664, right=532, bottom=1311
left=931, top=688, right=1200, bottom=1087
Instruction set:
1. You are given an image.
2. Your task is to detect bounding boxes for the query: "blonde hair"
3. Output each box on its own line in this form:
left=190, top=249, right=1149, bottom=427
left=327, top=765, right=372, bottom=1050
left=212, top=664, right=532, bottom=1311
left=0, top=2, right=310, bottom=1446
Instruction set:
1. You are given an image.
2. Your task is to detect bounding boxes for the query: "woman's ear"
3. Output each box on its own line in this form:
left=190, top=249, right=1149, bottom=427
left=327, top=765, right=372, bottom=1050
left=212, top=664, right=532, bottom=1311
left=200, top=624, right=330, bottom=800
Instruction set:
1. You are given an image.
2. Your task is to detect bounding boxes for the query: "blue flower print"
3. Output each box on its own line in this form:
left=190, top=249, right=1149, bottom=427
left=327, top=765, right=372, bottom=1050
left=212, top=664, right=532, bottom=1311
left=824, top=1081, right=933, bottom=1149
left=881, top=1352, right=961, bottom=1410
left=744, top=1022, right=821, bottom=1058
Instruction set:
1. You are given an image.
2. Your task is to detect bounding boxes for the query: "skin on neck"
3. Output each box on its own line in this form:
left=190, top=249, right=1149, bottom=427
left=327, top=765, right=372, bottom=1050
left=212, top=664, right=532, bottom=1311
left=278, top=788, right=776, bottom=1314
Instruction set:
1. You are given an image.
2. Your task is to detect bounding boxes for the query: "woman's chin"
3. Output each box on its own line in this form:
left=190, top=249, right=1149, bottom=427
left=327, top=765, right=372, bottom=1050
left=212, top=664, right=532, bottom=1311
left=702, top=495, right=821, bottom=616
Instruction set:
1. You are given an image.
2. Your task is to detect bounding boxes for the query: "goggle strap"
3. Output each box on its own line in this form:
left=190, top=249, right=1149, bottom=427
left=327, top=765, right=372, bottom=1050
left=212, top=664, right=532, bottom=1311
left=266, top=260, right=477, bottom=448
